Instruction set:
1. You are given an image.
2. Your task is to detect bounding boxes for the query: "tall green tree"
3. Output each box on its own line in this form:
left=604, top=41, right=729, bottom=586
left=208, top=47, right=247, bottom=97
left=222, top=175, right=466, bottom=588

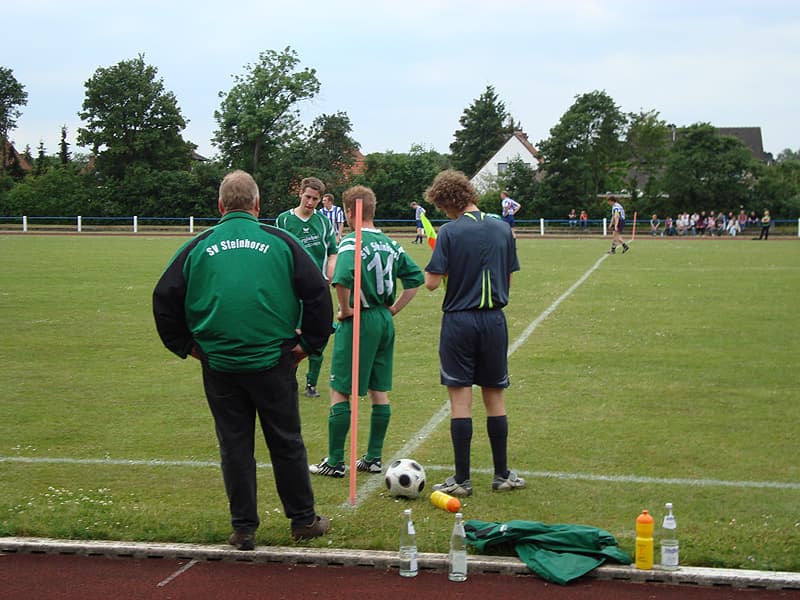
left=213, top=47, right=319, bottom=192
left=296, top=111, right=360, bottom=190
left=59, top=125, right=71, bottom=165
left=77, top=54, right=193, bottom=180
left=625, top=110, right=670, bottom=204
left=536, top=90, right=628, bottom=215
left=450, top=85, right=515, bottom=177
left=752, top=159, right=800, bottom=217
left=0, top=66, right=28, bottom=175
left=663, top=123, right=757, bottom=212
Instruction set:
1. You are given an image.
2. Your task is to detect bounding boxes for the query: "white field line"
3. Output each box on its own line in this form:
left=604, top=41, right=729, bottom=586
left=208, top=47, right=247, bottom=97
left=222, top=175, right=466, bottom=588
left=2, top=455, right=798, bottom=490
left=345, top=252, right=613, bottom=506
left=157, top=559, right=199, bottom=588
left=7, top=248, right=797, bottom=504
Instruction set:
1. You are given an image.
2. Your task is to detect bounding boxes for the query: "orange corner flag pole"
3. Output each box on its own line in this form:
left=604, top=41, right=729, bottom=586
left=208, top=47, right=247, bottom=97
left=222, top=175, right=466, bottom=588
left=631, top=211, right=637, bottom=241
left=348, top=198, right=363, bottom=506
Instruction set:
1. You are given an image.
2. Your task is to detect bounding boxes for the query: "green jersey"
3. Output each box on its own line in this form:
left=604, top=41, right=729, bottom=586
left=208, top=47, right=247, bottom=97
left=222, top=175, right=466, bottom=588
left=333, top=228, right=424, bottom=308
left=275, top=208, right=338, bottom=273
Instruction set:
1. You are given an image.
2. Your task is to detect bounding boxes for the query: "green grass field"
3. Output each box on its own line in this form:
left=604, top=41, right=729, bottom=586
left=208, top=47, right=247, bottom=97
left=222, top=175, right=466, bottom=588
left=1, top=233, right=798, bottom=572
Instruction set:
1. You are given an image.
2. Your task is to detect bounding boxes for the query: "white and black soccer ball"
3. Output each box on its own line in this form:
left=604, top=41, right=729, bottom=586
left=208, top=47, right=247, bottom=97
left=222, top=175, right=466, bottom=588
left=384, top=458, right=426, bottom=499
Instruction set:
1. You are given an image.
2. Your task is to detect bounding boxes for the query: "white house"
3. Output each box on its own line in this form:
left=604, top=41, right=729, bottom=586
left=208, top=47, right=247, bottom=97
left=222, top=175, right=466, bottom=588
left=470, top=130, right=540, bottom=193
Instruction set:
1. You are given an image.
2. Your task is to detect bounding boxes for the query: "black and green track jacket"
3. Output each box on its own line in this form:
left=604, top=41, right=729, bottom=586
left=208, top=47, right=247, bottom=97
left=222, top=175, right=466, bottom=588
left=153, top=211, right=333, bottom=372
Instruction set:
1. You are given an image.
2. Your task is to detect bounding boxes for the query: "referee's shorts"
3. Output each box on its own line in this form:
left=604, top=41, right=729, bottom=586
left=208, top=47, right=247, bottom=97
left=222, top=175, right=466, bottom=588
left=439, top=309, right=510, bottom=388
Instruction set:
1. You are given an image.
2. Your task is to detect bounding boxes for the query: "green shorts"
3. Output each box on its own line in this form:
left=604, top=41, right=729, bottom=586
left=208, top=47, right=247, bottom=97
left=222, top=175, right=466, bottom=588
left=329, top=307, right=394, bottom=396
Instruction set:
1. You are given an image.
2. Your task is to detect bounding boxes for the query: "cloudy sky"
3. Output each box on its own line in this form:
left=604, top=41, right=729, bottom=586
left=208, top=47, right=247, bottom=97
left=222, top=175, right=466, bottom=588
left=5, top=0, right=799, bottom=160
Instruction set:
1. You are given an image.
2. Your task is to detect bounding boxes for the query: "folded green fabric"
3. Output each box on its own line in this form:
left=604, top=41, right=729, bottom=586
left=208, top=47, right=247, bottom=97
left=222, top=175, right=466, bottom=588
left=465, top=518, right=632, bottom=585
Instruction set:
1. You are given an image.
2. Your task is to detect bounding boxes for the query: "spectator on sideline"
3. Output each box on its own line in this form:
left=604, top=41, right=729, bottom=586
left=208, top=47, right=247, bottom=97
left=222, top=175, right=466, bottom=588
left=153, top=169, right=333, bottom=549
left=320, top=193, right=345, bottom=243
left=748, top=210, right=760, bottom=228
left=310, top=185, right=423, bottom=478
left=676, top=212, right=688, bottom=236
left=738, top=209, right=748, bottom=232
left=411, top=201, right=427, bottom=244
left=579, top=210, right=589, bottom=230
left=696, top=211, right=708, bottom=236
left=727, top=215, right=741, bottom=236
left=664, top=215, right=677, bottom=236
left=424, top=170, right=526, bottom=497
left=568, top=208, right=577, bottom=230
left=276, top=177, right=339, bottom=398
left=650, top=214, right=662, bottom=236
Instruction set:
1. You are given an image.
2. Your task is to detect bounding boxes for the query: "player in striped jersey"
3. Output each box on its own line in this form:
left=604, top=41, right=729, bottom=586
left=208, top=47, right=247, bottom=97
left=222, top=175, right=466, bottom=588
left=607, top=196, right=630, bottom=254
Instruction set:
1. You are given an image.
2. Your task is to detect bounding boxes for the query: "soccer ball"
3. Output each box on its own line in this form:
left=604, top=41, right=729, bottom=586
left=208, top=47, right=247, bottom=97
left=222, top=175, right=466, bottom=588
left=384, top=458, right=426, bottom=499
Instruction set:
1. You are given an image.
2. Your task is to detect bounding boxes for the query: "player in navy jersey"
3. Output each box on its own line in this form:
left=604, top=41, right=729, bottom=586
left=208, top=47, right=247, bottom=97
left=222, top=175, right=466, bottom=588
left=423, top=170, right=526, bottom=497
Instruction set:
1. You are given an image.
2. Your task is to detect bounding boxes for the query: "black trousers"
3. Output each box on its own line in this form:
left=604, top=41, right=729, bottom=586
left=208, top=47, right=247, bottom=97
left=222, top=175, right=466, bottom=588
left=201, top=354, right=316, bottom=531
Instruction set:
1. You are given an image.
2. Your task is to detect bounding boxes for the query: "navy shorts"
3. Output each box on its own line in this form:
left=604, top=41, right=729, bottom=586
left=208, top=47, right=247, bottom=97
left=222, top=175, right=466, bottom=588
left=616, top=219, right=626, bottom=232
left=415, top=219, right=424, bottom=229
left=439, top=310, right=510, bottom=388
left=502, top=215, right=515, bottom=228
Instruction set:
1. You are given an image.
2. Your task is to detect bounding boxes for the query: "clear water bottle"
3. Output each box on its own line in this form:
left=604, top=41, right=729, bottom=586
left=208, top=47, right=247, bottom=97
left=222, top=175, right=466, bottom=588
left=448, top=512, right=468, bottom=582
left=399, top=508, right=418, bottom=577
left=660, top=502, right=679, bottom=570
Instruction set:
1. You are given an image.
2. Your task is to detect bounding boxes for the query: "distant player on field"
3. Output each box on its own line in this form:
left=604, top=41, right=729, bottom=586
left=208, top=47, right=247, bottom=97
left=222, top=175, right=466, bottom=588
left=424, top=170, right=526, bottom=497
left=310, top=185, right=424, bottom=477
left=411, top=201, right=427, bottom=244
left=607, top=195, right=630, bottom=254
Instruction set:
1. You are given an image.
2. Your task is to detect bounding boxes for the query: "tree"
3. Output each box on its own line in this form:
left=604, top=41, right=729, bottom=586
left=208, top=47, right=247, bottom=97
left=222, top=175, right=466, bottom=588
left=663, top=123, right=757, bottom=213
left=34, top=141, right=48, bottom=175
left=625, top=110, right=670, bottom=205
left=77, top=54, right=194, bottom=180
left=450, top=85, right=515, bottom=177
left=213, top=47, right=320, bottom=186
left=536, top=90, right=628, bottom=216
left=353, top=145, right=450, bottom=220
left=0, top=66, right=28, bottom=175
left=752, top=160, right=800, bottom=217
left=59, top=125, right=71, bottom=165
left=776, top=148, right=800, bottom=163
left=297, top=111, right=360, bottom=187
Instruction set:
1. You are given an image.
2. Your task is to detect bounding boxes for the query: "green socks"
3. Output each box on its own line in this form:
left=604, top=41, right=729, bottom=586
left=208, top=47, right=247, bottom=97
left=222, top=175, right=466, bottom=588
left=327, top=402, right=351, bottom=465
left=365, top=404, right=391, bottom=461
left=328, top=402, right=392, bottom=464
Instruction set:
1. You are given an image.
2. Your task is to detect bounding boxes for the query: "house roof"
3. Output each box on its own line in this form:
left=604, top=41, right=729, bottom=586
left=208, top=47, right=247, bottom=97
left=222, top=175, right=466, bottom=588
left=3, top=140, right=32, bottom=172
left=715, top=127, right=773, bottom=163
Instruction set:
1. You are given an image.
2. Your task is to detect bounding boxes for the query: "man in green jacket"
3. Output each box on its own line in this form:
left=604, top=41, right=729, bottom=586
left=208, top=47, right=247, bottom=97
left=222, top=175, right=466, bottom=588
left=153, top=170, right=333, bottom=549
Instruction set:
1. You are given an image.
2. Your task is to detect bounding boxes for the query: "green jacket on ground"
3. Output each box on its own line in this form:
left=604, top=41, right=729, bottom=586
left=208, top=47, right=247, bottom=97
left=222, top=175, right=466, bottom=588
left=465, top=518, right=632, bottom=585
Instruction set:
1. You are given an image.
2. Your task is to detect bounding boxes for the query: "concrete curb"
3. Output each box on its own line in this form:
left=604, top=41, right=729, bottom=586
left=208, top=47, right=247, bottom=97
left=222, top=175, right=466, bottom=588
left=2, top=537, right=799, bottom=590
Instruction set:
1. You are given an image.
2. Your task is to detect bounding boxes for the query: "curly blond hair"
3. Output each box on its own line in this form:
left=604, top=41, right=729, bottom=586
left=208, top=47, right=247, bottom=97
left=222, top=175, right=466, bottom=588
left=425, top=170, right=478, bottom=214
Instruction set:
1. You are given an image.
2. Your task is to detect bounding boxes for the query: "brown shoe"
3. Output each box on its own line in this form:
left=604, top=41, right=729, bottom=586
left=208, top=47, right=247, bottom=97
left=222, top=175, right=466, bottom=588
left=291, top=515, right=330, bottom=540
left=228, top=530, right=255, bottom=551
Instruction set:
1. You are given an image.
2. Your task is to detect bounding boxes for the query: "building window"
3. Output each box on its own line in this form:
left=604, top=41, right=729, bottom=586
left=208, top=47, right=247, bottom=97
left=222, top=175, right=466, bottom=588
left=497, top=162, right=508, bottom=175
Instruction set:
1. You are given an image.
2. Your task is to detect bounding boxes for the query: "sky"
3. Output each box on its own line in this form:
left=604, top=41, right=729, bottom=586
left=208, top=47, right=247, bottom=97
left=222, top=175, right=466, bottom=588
left=5, top=0, right=800, bottom=161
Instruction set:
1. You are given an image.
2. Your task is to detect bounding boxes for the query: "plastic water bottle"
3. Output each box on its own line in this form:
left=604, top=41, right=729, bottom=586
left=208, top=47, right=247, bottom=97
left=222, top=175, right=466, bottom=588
left=399, top=509, right=418, bottom=577
left=448, top=512, right=468, bottom=582
left=635, top=509, right=654, bottom=570
left=660, top=502, right=679, bottom=570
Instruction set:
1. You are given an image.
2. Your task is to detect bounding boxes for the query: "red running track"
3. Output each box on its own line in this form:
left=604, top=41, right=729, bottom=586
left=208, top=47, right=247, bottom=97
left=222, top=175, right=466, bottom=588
left=1, top=553, right=799, bottom=600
